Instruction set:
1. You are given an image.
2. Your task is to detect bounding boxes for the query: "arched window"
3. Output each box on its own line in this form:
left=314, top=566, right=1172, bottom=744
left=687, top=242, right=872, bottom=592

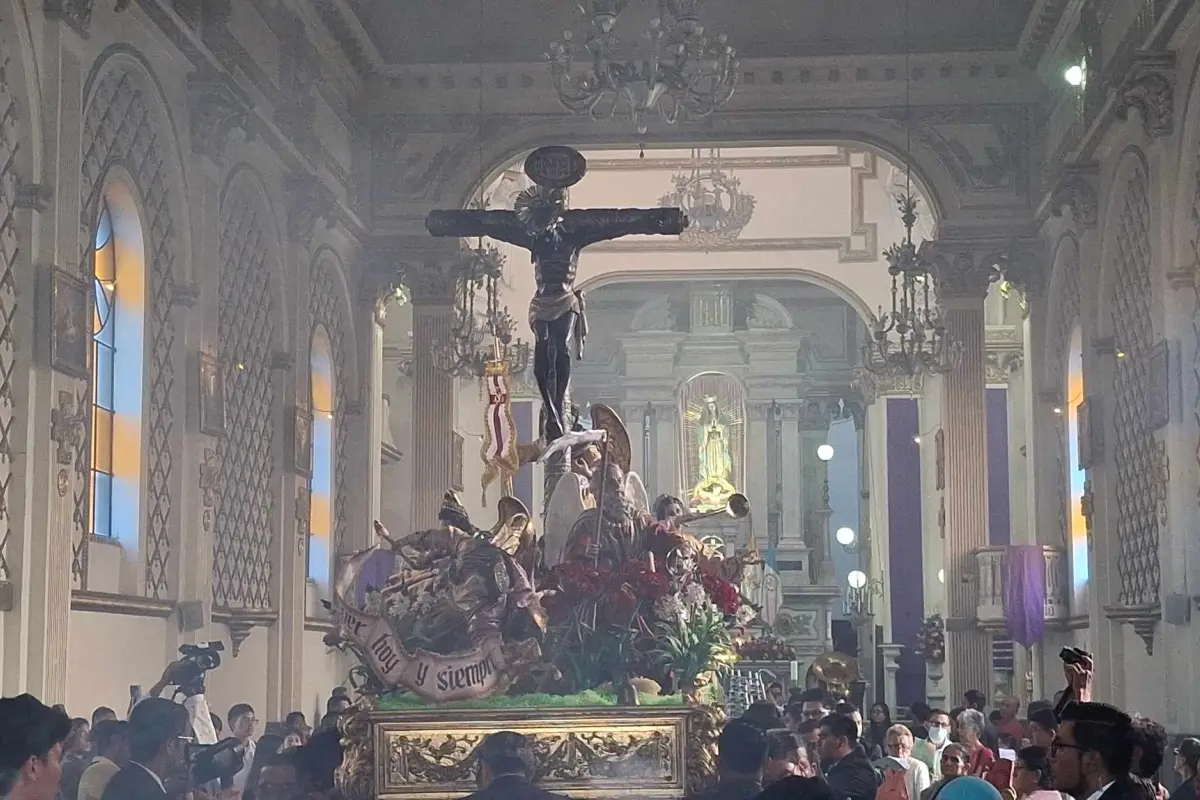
left=92, top=204, right=116, bottom=539
left=1065, top=326, right=1089, bottom=605
left=308, top=327, right=334, bottom=591
left=89, top=189, right=145, bottom=552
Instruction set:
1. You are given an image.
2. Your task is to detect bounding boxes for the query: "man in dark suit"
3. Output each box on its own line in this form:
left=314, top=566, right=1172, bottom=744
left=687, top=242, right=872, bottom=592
left=101, top=698, right=190, bottom=800
left=461, top=731, right=567, bottom=800
left=0, top=694, right=72, bottom=800
left=686, top=720, right=768, bottom=800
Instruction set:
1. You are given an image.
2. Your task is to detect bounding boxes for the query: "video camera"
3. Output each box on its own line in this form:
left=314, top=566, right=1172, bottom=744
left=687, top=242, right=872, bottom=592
left=173, top=641, right=224, bottom=698
left=186, top=737, right=246, bottom=789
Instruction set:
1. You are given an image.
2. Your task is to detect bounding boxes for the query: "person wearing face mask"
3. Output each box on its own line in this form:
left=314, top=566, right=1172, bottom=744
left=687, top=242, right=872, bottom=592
left=100, top=699, right=192, bottom=800
left=916, top=710, right=956, bottom=780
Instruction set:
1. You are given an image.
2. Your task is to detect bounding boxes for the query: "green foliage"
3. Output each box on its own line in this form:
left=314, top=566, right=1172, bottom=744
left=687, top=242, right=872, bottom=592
left=650, top=603, right=737, bottom=687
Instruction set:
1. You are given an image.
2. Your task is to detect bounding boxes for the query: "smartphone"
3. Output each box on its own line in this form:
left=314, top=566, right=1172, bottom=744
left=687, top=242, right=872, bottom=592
left=128, top=685, right=143, bottom=717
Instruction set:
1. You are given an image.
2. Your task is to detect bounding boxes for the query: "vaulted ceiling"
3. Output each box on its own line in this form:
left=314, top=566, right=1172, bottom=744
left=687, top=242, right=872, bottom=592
left=345, top=0, right=1037, bottom=65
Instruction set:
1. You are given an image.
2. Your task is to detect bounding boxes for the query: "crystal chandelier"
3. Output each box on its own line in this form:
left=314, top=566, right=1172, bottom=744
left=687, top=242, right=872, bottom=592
left=546, top=0, right=738, bottom=135
left=431, top=244, right=530, bottom=379
left=861, top=194, right=960, bottom=377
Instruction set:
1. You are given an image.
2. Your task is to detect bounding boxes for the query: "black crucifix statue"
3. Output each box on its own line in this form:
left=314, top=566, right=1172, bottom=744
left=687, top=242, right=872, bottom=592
left=427, top=146, right=689, bottom=442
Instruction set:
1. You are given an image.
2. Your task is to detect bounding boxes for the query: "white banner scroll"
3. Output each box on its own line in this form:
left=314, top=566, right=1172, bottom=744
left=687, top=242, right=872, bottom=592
left=334, top=542, right=513, bottom=703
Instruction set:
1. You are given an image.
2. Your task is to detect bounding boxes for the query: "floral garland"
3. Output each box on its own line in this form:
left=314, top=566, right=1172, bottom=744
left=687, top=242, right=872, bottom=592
left=915, top=613, right=946, bottom=664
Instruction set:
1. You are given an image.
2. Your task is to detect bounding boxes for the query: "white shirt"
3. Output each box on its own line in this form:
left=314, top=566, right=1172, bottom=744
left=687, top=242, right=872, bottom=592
left=1085, top=781, right=1116, bottom=800
left=231, top=738, right=256, bottom=793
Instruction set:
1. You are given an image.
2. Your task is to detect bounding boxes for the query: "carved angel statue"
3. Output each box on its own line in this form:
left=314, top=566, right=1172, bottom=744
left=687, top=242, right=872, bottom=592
left=373, top=504, right=546, bottom=655
left=541, top=405, right=652, bottom=569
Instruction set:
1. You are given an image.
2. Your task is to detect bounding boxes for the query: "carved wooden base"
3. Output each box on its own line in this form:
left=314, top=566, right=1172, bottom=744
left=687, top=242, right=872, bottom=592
left=336, top=701, right=723, bottom=800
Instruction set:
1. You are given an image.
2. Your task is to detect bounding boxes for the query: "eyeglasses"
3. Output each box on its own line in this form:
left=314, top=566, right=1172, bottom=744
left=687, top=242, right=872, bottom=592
left=1051, top=741, right=1087, bottom=755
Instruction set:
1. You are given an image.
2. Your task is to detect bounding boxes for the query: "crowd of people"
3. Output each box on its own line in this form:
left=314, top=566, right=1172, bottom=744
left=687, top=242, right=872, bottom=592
left=2, top=654, right=1197, bottom=800
left=0, top=673, right=354, bottom=800
left=689, top=658, right=1198, bottom=800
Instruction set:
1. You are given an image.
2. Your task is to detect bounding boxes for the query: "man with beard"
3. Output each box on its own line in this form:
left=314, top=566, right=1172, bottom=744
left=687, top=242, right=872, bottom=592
left=1050, top=702, right=1153, bottom=800
left=101, top=699, right=191, bottom=800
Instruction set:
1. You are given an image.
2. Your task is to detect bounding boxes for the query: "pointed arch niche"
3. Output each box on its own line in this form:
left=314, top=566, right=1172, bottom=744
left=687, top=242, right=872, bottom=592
left=88, top=177, right=147, bottom=593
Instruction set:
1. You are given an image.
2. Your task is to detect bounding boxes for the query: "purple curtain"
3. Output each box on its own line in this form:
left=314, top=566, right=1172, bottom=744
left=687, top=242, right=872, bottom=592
left=355, top=550, right=396, bottom=607
left=1005, top=545, right=1046, bottom=646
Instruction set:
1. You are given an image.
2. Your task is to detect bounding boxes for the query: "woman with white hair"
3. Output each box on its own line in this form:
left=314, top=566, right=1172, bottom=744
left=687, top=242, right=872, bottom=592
left=884, top=724, right=933, bottom=800
left=955, top=708, right=997, bottom=778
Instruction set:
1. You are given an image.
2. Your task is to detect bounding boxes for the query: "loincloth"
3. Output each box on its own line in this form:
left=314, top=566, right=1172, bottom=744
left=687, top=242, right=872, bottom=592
left=528, top=290, right=587, bottom=359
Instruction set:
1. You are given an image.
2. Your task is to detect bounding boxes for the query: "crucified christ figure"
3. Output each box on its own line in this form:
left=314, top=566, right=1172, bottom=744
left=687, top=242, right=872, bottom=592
left=426, top=147, right=688, bottom=442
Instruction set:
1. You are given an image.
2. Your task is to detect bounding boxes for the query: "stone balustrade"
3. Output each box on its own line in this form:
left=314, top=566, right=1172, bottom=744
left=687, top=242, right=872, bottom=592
left=974, top=546, right=1070, bottom=631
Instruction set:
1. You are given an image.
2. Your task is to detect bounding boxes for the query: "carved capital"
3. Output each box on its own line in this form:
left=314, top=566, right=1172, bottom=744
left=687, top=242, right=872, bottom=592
left=1115, top=52, right=1175, bottom=140
left=921, top=241, right=1003, bottom=299
left=401, top=253, right=467, bottom=305
left=850, top=368, right=878, bottom=406
left=187, top=76, right=252, bottom=163
left=285, top=174, right=337, bottom=245
left=985, top=350, right=1024, bottom=383
left=990, top=239, right=1046, bottom=299
left=15, top=183, right=53, bottom=212
left=1103, top=605, right=1161, bottom=656
left=1049, top=163, right=1099, bottom=229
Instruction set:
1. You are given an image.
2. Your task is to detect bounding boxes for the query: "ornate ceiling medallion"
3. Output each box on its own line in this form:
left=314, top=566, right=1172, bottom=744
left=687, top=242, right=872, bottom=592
left=659, top=149, right=755, bottom=249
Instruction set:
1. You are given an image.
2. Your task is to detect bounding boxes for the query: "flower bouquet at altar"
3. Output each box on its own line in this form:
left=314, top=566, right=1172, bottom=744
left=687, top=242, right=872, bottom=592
left=736, top=634, right=797, bottom=662
left=915, top=613, right=946, bottom=664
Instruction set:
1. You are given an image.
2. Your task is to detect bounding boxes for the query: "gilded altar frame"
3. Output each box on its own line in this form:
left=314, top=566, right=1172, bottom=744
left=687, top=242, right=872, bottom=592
left=338, top=703, right=723, bottom=800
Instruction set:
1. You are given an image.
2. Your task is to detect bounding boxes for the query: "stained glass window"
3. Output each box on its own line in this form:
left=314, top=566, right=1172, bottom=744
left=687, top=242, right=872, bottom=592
left=308, top=328, right=334, bottom=589
left=91, top=203, right=117, bottom=539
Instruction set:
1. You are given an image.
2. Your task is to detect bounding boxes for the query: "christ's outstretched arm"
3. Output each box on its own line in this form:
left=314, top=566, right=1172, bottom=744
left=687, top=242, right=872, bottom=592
left=425, top=210, right=531, bottom=249
left=567, top=208, right=689, bottom=247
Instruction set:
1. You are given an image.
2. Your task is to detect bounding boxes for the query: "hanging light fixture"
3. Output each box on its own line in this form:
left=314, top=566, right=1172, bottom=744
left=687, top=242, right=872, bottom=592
left=861, top=0, right=959, bottom=378
left=432, top=0, right=530, bottom=380
left=546, top=0, right=738, bottom=136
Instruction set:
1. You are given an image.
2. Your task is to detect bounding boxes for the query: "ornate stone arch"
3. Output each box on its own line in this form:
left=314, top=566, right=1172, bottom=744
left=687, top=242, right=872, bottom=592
left=0, top=0, right=40, bottom=586
left=307, top=246, right=359, bottom=555
left=214, top=166, right=286, bottom=611
left=1097, top=146, right=1160, bottom=609
left=77, top=47, right=190, bottom=597
left=1041, top=233, right=1082, bottom=393
left=444, top=117, right=960, bottom=226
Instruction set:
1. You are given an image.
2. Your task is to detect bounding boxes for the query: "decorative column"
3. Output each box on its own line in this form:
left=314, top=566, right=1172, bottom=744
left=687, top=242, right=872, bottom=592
left=403, top=250, right=461, bottom=529
left=923, top=240, right=1000, bottom=701
left=653, top=402, right=679, bottom=501
left=779, top=401, right=804, bottom=554
left=747, top=402, right=773, bottom=565
left=879, top=643, right=905, bottom=710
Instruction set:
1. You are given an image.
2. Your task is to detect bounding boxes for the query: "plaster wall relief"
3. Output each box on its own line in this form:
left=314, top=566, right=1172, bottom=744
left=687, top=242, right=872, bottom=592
left=0, top=18, right=25, bottom=591
left=214, top=173, right=281, bottom=613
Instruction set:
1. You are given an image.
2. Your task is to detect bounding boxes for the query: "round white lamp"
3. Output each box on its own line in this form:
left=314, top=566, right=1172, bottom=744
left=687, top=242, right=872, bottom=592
left=937, top=568, right=945, bottom=584
left=836, top=527, right=856, bottom=546
left=1064, top=64, right=1084, bottom=87
left=816, top=444, right=835, bottom=462
left=847, top=570, right=868, bottom=590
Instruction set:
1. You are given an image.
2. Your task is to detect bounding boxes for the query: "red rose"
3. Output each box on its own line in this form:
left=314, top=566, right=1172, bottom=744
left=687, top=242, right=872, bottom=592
left=701, top=572, right=741, bottom=616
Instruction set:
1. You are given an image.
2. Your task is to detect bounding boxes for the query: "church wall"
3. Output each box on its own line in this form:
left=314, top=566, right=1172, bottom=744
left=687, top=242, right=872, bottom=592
left=1031, top=0, right=1200, bottom=732
left=0, top=0, right=372, bottom=718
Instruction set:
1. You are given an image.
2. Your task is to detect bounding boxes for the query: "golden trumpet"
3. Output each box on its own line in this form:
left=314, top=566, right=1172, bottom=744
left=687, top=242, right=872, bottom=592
left=675, top=493, right=750, bottom=525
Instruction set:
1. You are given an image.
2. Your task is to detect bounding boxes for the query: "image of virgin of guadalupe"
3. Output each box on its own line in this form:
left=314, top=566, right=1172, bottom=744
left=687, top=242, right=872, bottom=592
left=689, top=395, right=738, bottom=511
